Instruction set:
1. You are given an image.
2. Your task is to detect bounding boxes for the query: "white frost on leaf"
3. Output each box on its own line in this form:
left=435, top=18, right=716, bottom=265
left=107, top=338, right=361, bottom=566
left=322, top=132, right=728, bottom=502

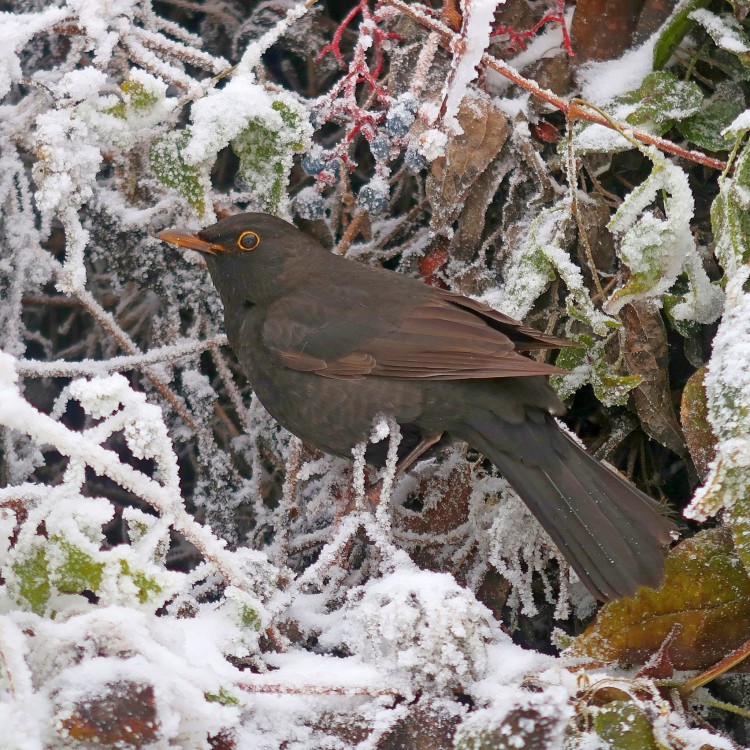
left=690, top=8, right=750, bottom=55
left=605, top=148, right=723, bottom=322
left=343, top=568, right=501, bottom=693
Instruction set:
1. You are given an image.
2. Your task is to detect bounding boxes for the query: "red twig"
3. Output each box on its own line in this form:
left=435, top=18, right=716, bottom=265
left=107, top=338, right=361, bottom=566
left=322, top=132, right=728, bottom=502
left=492, top=0, right=572, bottom=55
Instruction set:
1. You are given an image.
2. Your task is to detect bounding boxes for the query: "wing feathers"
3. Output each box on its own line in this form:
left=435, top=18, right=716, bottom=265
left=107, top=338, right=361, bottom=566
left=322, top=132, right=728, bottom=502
left=272, top=294, right=567, bottom=381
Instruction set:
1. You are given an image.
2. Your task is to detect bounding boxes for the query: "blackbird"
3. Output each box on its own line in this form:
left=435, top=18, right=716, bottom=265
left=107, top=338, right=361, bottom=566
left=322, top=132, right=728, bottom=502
left=158, top=213, right=673, bottom=602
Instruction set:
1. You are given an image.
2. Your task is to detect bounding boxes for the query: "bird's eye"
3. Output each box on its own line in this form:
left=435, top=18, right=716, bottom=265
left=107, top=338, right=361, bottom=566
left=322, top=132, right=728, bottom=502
left=237, top=231, right=260, bottom=251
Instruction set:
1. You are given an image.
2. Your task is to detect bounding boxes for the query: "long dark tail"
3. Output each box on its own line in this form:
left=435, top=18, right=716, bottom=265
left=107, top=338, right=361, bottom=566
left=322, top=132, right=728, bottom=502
left=459, top=410, right=673, bottom=601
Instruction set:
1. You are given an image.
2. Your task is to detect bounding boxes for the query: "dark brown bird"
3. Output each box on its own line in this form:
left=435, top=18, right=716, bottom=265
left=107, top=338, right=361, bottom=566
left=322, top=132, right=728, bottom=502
left=158, top=213, right=673, bottom=602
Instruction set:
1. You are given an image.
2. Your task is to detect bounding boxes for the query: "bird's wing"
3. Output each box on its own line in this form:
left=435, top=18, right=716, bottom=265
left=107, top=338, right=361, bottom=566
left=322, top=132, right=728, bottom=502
left=263, top=291, right=567, bottom=381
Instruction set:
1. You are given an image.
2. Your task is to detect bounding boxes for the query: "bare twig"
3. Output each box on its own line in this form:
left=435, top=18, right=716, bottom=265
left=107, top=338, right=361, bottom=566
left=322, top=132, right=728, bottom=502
left=15, top=336, right=228, bottom=378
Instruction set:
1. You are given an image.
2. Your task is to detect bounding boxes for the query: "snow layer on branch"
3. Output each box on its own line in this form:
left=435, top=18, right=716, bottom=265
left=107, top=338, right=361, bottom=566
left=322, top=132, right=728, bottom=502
left=0, top=6, right=68, bottom=99
left=441, top=0, right=506, bottom=133
left=67, top=0, right=139, bottom=63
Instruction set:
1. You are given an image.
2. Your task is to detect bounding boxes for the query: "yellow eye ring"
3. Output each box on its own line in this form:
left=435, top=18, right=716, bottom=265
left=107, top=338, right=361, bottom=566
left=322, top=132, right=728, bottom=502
left=237, top=231, right=260, bottom=252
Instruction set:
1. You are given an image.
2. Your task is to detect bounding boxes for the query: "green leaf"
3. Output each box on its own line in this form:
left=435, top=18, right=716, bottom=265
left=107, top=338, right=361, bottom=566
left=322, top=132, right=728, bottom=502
left=12, top=543, right=51, bottom=614
left=678, top=97, right=744, bottom=151
left=662, top=292, right=701, bottom=337
left=593, top=702, right=658, bottom=750
left=150, top=130, right=206, bottom=216
left=711, top=139, right=750, bottom=273
left=237, top=601, right=262, bottom=631
left=623, top=72, right=703, bottom=126
left=591, top=360, right=642, bottom=407
left=205, top=688, right=241, bottom=706
left=653, top=0, right=712, bottom=69
left=231, top=99, right=309, bottom=214
left=119, top=559, right=164, bottom=605
left=691, top=8, right=750, bottom=63
left=54, top=539, right=105, bottom=594
left=104, top=75, right=161, bottom=120
left=551, top=339, right=641, bottom=406
left=607, top=212, right=672, bottom=309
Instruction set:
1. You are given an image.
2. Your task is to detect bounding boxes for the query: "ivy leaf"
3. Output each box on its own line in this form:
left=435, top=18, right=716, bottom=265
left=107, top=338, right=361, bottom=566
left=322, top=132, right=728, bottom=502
left=593, top=701, right=658, bottom=750
left=150, top=130, right=207, bottom=216
left=568, top=528, right=750, bottom=670
left=232, top=99, right=309, bottom=214
left=678, top=96, right=744, bottom=151
left=623, top=72, right=703, bottom=126
left=691, top=8, right=750, bottom=64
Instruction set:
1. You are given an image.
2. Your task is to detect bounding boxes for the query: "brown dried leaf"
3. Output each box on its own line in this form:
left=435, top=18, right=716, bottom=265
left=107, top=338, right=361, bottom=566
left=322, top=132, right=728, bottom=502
left=681, top=366, right=716, bottom=479
left=455, top=699, right=565, bottom=750
left=57, top=680, right=160, bottom=746
left=449, top=154, right=513, bottom=262
left=575, top=194, right=616, bottom=274
left=378, top=703, right=462, bottom=750
left=568, top=528, right=750, bottom=670
left=621, top=300, right=687, bottom=458
left=427, top=94, right=511, bottom=232
left=570, top=0, right=641, bottom=62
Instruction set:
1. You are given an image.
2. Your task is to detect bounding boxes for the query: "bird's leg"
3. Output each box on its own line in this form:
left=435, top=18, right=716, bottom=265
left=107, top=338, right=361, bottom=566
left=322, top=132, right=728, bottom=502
left=365, top=432, right=444, bottom=507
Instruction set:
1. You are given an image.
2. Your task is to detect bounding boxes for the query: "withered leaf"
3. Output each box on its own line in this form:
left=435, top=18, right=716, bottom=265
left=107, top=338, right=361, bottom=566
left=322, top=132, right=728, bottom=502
left=621, top=300, right=687, bottom=458
left=680, top=366, right=716, bottom=479
left=575, top=194, right=615, bottom=274
left=378, top=703, right=462, bottom=750
left=568, top=528, right=750, bottom=671
left=57, top=680, right=160, bottom=746
left=455, top=700, right=565, bottom=750
left=449, top=154, right=513, bottom=263
left=427, top=94, right=511, bottom=232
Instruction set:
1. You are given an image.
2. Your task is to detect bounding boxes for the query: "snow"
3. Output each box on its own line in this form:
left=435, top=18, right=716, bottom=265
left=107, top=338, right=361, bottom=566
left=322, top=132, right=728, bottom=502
left=441, top=0, right=507, bottom=133
left=577, top=33, right=658, bottom=105
left=690, top=8, right=750, bottom=55
left=0, top=6, right=68, bottom=99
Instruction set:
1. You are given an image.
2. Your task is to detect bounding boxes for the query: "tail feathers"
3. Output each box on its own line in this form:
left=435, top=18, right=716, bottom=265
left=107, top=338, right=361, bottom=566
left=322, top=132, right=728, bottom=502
left=462, top=412, right=673, bottom=602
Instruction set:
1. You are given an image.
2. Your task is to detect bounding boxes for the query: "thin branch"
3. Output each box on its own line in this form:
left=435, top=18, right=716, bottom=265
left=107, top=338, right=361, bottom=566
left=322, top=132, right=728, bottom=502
left=15, top=336, right=228, bottom=378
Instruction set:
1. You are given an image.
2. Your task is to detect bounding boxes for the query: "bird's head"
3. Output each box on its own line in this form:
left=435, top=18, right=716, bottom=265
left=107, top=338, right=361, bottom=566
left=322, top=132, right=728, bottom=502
left=157, top=213, right=320, bottom=304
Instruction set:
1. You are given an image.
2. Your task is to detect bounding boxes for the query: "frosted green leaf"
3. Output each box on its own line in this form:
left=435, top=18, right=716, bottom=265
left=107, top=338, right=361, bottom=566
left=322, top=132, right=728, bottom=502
left=205, top=688, right=241, bottom=706
left=711, top=139, right=750, bottom=273
left=691, top=8, right=750, bottom=62
left=237, top=601, right=262, bottom=631
left=607, top=212, right=672, bottom=309
left=150, top=130, right=206, bottom=216
left=688, top=141, right=750, bottom=572
left=118, top=559, right=164, bottom=605
left=105, top=76, right=160, bottom=119
left=500, top=204, right=616, bottom=335
left=678, top=96, right=744, bottom=151
left=231, top=99, right=309, bottom=214
left=54, top=538, right=105, bottom=594
left=551, top=338, right=641, bottom=405
left=653, top=0, right=712, bottom=69
left=623, top=72, right=703, bottom=126
left=593, top=701, right=658, bottom=749
left=12, top=542, right=51, bottom=614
